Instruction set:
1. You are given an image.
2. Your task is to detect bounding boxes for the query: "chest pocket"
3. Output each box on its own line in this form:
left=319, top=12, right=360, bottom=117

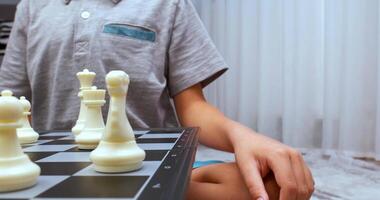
left=103, top=23, right=156, bottom=43
left=95, top=21, right=158, bottom=77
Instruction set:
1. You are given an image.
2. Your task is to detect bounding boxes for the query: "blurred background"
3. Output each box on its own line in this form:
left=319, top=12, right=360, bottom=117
left=0, top=0, right=15, bottom=63
left=191, top=1, right=380, bottom=199
left=1, top=0, right=380, bottom=199
left=192, top=0, right=380, bottom=161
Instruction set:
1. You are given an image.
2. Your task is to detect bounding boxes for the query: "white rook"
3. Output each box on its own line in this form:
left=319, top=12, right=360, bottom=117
left=75, top=87, right=106, bottom=149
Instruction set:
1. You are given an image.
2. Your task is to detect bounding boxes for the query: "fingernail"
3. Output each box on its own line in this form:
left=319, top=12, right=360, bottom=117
left=257, top=197, right=264, bottom=200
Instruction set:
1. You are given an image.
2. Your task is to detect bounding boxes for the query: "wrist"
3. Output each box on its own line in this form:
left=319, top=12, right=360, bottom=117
left=224, top=120, right=254, bottom=150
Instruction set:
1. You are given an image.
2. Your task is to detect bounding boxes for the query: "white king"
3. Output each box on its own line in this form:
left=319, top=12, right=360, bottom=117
left=90, top=71, right=145, bottom=173
left=72, top=69, right=96, bottom=136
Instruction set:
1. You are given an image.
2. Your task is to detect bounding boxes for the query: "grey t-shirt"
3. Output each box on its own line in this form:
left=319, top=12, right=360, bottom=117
left=0, top=0, right=228, bottom=131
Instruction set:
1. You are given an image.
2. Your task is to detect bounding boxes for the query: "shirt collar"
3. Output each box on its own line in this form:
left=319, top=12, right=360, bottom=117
left=64, top=0, right=122, bottom=5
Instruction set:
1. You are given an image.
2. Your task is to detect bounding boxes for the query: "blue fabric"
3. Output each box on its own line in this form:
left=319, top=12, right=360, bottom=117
left=103, top=23, right=156, bottom=42
left=193, top=160, right=225, bottom=169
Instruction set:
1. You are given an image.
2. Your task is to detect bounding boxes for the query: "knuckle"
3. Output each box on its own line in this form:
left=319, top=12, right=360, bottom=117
left=246, top=182, right=265, bottom=199
left=299, top=187, right=309, bottom=196
left=246, top=183, right=257, bottom=193
left=274, top=148, right=288, bottom=156
left=247, top=185, right=260, bottom=197
left=308, top=185, right=315, bottom=194
left=284, top=182, right=298, bottom=193
left=274, top=147, right=302, bottom=158
left=289, top=149, right=302, bottom=157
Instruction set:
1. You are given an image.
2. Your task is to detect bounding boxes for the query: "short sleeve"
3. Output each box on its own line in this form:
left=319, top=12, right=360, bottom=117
left=167, top=0, right=228, bottom=97
left=0, top=0, right=31, bottom=98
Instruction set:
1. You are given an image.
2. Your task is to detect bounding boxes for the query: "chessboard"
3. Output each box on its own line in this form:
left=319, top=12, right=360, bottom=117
left=0, top=127, right=198, bottom=200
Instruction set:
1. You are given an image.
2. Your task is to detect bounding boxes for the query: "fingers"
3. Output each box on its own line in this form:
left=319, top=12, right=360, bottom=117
left=263, top=172, right=280, bottom=200
left=290, top=151, right=310, bottom=200
left=267, top=151, right=297, bottom=200
left=236, top=154, right=269, bottom=200
left=299, top=155, right=315, bottom=199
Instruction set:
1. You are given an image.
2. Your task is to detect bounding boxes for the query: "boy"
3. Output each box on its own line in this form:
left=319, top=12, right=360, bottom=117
left=0, top=0, right=314, bottom=199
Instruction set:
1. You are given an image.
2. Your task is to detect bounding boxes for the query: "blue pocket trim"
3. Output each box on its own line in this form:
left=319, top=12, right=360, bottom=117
left=103, top=23, right=156, bottom=42
left=193, top=160, right=225, bottom=169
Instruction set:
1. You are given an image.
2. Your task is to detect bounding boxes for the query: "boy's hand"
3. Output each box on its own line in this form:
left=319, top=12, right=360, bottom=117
left=173, top=84, right=314, bottom=200
left=229, top=122, right=314, bottom=200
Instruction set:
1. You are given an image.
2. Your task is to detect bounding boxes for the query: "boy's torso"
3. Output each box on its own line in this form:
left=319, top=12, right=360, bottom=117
left=22, top=0, right=180, bottom=131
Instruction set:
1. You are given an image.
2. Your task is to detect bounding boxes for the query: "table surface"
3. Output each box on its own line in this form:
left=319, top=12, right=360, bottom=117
left=0, top=127, right=198, bottom=200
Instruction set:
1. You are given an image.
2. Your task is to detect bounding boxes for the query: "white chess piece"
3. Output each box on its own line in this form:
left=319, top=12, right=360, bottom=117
left=0, top=90, right=41, bottom=192
left=72, top=69, right=96, bottom=136
left=17, top=96, right=39, bottom=144
left=75, top=87, right=106, bottom=149
left=90, top=71, right=145, bottom=173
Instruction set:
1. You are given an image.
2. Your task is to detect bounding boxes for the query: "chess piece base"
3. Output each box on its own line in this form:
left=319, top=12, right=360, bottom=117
left=77, top=143, right=98, bottom=150
left=75, top=128, right=103, bottom=150
left=17, top=128, right=39, bottom=144
left=71, top=122, right=85, bottom=136
left=93, top=161, right=142, bottom=173
left=90, top=140, right=145, bottom=173
left=0, top=155, right=40, bottom=192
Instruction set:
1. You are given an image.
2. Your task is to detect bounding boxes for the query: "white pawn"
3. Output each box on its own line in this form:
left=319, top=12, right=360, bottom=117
left=90, top=71, right=145, bottom=173
left=0, top=90, right=40, bottom=192
left=75, top=87, right=106, bottom=149
left=72, top=69, right=96, bottom=136
left=17, top=96, right=39, bottom=144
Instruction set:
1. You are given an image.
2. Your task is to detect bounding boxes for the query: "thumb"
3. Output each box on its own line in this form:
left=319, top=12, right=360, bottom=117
left=237, top=157, right=269, bottom=200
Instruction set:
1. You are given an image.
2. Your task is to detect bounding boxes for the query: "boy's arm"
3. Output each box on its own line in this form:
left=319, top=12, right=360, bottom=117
left=174, top=83, right=314, bottom=200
